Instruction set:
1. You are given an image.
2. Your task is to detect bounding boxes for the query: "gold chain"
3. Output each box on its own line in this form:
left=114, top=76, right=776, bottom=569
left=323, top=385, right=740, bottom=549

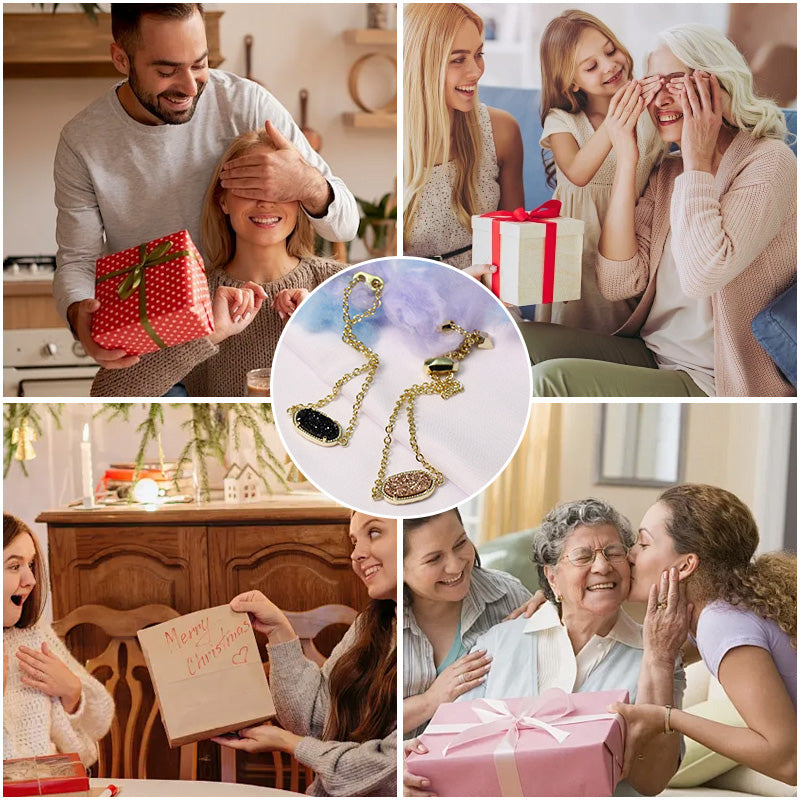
left=372, top=323, right=491, bottom=500
left=287, top=272, right=383, bottom=446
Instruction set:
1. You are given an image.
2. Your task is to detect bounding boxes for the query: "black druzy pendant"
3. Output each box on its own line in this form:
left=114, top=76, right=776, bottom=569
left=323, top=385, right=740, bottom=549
left=292, top=407, right=342, bottom=446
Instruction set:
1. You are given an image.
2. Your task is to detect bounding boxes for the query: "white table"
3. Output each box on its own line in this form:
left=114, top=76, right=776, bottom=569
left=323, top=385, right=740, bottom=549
left=64, top=778, right=304, bottom=797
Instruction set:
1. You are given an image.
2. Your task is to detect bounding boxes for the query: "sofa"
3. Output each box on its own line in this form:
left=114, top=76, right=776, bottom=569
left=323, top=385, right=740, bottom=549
left=477, top=531, right=796, bottom=796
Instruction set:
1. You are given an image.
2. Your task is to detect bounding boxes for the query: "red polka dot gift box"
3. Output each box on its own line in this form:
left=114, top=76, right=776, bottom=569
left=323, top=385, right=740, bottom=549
left=91, top=230, right=214, bottom=355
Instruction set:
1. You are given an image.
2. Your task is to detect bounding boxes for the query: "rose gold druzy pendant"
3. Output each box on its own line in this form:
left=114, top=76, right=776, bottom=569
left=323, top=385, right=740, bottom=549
left=382, top=470, right=436, bottom=504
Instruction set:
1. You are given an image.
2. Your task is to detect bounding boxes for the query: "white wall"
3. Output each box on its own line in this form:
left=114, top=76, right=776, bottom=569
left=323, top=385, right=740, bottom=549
left=2, top=3, right=397, bottom=260
left=557, top=402, right=793, bottom=554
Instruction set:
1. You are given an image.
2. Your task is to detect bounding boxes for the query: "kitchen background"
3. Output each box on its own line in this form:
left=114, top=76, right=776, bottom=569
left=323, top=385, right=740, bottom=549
left=3, top=3, right=398, bottom=395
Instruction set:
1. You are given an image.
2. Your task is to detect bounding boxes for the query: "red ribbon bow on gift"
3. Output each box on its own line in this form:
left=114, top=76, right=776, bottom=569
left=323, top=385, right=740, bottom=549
left=481, top=200, right=562, bottom=303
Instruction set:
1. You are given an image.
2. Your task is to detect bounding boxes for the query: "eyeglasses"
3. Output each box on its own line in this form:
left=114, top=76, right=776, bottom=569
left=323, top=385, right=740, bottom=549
left=561, top=543, right=629, bottom=567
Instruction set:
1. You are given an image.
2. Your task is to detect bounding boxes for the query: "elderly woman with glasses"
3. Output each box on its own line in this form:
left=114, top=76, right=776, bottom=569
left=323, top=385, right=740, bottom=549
left=404, top=498, right=688, bottom=797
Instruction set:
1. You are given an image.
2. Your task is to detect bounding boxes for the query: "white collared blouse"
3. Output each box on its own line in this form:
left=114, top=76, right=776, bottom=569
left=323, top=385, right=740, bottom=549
left=403, top=567, right=531, bottom=738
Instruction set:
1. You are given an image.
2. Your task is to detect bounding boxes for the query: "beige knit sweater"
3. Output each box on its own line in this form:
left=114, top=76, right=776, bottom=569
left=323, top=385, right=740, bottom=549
left=596, top=131, right=796, bottom=397
left=91, top=257, right=342, bottom=397
left=3, top=621, right=114, bottom=767
left=267, top=616, right=397, bottom=797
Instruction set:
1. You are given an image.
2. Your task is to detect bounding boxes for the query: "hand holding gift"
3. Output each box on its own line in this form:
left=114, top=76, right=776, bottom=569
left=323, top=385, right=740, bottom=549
left=68, top=298, right=141, bottom=369
left=230, top=589, right=296, bottom=644
left=404, top=738, right=436, bottom=798
left=212, top=721, right=300, bottom=755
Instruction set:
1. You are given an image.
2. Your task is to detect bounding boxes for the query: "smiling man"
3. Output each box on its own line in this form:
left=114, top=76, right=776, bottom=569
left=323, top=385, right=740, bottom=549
left=54, top=4, right=358, bottom=372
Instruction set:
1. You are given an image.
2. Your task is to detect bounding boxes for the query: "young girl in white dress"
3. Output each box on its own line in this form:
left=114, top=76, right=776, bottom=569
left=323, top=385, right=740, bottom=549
left=404, top=3, right=524, bottom=270
left=538, top=10, right=663, bottom=333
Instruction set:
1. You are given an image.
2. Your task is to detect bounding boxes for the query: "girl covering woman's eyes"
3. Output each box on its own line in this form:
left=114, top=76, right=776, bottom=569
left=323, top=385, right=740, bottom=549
left=534, top=9, right=664, bottom=334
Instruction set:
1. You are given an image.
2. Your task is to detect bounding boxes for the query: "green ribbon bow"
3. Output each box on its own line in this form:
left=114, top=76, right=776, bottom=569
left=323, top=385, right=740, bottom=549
left=96, top=239, right=193, bottom=349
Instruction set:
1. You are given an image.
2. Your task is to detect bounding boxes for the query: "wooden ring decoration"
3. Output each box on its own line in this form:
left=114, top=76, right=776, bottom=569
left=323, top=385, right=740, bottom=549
left=348, top=52, right=397, bottom=113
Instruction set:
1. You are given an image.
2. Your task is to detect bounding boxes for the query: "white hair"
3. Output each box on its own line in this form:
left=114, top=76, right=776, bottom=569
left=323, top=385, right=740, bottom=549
left=652, top=24, right=787, bottom=141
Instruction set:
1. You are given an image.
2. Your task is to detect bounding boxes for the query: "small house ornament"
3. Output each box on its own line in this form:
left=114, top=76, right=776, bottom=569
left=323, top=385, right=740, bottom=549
left=223, top=463, right=265, bottom=504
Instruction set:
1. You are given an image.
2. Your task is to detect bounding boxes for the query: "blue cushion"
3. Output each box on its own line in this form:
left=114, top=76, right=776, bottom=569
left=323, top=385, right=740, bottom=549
left=751, top=282, right=797, bottom=388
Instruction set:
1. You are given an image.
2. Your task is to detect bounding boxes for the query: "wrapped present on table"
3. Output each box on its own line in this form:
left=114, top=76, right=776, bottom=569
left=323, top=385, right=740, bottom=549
left=472, top=201, right=584, bottom=306
left=92, top=230, right=214, bottom=355
left=406, top=688, right=627, bottom=797
left=3, top=753, right=89, bottom=796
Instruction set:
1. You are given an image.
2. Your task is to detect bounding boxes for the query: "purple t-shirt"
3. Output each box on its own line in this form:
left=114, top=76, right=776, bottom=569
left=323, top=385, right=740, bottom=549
left=695, top=601, right=796, bottom=710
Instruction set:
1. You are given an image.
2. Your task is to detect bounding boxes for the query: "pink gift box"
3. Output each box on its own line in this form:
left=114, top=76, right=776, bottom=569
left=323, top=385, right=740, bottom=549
left=407, top=689, right=627, bottom=797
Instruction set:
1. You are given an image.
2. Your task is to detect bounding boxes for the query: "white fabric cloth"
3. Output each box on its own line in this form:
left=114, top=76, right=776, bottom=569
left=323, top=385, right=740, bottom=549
left=271, top=260, right=532, bottom=515
left=53, top=69, right=358, bottom=320
left=460, top=604, right=657, bottom=702
left=3, top=620, right=114, bottom=767
left=537, top=108, right=663, bottom=332
left=640, top=232, right=716, bottom=395
left=404, top=103, right=501, bottom=269
left=523, top=602, right=645, bottom=693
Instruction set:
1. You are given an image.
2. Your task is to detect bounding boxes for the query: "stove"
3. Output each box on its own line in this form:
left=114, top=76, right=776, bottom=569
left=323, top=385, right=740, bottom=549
left=3, top=254, right=97, bottom=396
left=3, top=255, right=57, bottom=282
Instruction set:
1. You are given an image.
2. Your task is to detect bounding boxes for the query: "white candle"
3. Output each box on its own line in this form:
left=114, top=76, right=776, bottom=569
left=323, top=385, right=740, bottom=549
left=81, top=423, right=95, bottom=508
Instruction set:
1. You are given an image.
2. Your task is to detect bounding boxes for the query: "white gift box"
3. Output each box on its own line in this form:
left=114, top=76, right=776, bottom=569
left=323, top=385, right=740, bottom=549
left=472, top=213, right=584, bottom=305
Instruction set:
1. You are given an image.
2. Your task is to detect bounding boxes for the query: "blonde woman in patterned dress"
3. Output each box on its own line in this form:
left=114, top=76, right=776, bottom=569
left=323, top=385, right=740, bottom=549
left=404, top=3, right=524, bottom=270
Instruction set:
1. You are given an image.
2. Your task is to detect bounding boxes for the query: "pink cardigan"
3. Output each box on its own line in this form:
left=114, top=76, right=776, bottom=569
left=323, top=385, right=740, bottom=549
left=596, top=131, right=796, bottom=397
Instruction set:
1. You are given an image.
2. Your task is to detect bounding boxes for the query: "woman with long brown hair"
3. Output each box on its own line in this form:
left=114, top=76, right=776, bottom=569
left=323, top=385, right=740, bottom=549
left=614, top=484, right=796, bottom=784
left=215, top=512, right=397, bottom=796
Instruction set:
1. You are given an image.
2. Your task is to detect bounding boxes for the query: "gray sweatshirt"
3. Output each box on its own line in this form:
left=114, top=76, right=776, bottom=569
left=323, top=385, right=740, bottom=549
left=267, top=618, right=397, bottom=797
left=53, top=69, right=358, bottom=320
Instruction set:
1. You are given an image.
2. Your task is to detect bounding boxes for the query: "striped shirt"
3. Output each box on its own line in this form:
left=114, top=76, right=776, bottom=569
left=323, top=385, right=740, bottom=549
left=403, top=567, right=531, bottom=738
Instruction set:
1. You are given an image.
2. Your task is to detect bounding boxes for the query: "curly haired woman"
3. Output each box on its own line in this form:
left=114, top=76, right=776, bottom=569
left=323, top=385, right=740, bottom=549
left=614, top=484, right=796, bottom=785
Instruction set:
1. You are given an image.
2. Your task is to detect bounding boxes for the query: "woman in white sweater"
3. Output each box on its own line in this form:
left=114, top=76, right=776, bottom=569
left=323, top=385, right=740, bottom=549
left=3, top=513, right=114, bottom=767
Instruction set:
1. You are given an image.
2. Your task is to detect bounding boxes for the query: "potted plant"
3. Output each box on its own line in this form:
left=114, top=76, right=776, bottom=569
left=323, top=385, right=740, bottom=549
left=356, top=192, right=397, bottom=258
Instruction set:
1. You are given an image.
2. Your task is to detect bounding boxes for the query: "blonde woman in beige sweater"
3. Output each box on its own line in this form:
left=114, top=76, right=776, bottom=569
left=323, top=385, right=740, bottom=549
left=524, top=24, right=795, bottom=397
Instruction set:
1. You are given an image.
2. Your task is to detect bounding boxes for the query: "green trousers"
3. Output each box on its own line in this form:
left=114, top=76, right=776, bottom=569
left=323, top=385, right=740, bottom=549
left=519, top=322, right=708, bottom=398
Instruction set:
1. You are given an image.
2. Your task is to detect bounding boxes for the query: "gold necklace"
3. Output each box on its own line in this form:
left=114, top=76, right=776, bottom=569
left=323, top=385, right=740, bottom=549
left=288, top=271, right=383, bottom=447
left=372, top=321, right=493, bottom=505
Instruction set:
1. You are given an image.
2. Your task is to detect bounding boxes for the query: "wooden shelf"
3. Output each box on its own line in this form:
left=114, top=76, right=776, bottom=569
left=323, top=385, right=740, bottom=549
left=343, top=28, right=396, bottom=47
left=3, top=12, right=224, bottom=79
left=342, top=112, right=396, bottom=129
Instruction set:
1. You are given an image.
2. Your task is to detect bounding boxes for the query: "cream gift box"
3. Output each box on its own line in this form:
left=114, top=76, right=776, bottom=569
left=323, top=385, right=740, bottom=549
left=472, top=204, right=584, bottom=305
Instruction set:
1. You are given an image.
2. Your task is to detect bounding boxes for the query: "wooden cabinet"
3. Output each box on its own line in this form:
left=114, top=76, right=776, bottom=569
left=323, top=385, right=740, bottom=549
left=37, top=498, right=367, bottom=787
left=3, top=11, right=224, bottom=79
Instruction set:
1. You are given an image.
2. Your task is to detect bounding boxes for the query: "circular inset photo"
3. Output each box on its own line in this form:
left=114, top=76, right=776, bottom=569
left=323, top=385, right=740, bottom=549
left=272, top=257, right=532, bottom=516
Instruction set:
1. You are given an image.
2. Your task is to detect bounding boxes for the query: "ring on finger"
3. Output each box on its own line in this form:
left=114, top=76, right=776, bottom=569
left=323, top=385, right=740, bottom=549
left=656, top=602, right=667, bottom=610
left=458, top=672, right=466, bottom=685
